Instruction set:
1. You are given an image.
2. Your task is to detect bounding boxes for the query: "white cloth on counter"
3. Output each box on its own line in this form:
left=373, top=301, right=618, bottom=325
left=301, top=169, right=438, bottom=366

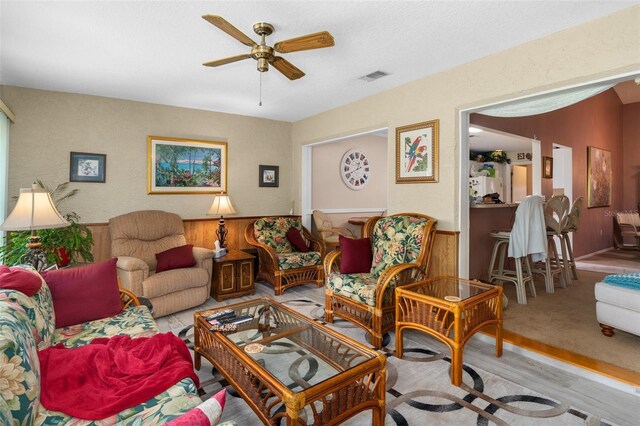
left=508, top=195, right=547, bottom=262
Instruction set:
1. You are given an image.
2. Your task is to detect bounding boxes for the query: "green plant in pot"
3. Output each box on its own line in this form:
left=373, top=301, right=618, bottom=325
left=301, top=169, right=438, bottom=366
left=0, top=181, right=94, bottom=267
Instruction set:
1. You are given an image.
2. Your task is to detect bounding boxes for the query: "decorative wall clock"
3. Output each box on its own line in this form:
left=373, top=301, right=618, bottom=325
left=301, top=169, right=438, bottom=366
left=340, top=149, right=370, bottom=190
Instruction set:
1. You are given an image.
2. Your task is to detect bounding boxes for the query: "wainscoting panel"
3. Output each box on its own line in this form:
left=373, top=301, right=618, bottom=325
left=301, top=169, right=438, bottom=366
left=86, top=218, right=460, bottom=276
left=86, top=216, right=299, bottom=262
left=429, top=230, right=459, bottom=278
left=85, top=223, right=111, bottom=263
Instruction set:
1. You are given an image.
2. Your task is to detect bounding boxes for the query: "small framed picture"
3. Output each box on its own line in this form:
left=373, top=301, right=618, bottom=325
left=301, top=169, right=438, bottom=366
left=542, top=156, right=553, bottom=179
left=70, top=152, right=106, bottom=183
left=259, top=165, right=279, bottom=187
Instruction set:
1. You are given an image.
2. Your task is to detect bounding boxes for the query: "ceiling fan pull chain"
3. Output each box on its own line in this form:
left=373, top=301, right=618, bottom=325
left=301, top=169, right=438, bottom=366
left=259, top=72, right=263, bottom=106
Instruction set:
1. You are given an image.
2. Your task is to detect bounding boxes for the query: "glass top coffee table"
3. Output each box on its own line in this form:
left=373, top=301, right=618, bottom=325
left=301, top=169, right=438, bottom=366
left=194, top=297, right=386, bottom=425
left=395, top=276, right=503, bottom=386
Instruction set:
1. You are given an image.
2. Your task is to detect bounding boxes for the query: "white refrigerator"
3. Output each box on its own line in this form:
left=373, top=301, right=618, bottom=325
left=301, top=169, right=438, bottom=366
left=469, top=176, right=504, bottom=200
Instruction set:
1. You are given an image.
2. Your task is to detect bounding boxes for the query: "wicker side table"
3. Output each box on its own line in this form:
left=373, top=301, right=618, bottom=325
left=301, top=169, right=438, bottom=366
left=395, top=276, right=503, bottom=386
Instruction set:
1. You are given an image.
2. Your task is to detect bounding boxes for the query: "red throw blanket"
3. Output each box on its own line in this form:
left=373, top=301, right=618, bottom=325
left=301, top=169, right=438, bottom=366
left=39, top=333, right=199, bottom=420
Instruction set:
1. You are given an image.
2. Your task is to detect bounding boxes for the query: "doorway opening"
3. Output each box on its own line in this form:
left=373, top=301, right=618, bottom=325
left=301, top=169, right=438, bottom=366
left=300, top=128, right=388, bottom=238
left=458, top=71, right=640, bottom=388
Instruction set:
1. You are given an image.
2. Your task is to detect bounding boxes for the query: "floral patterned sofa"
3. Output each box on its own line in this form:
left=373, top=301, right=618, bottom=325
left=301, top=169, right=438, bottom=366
left=0, top=268, right=213, bottom=425
left=245, top=217, right=325, bottom=295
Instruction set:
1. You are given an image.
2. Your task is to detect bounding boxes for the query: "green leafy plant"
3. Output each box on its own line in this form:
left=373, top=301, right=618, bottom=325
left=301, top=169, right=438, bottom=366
left=0, top=180, right=94, bottom=266
left=470, top=150, right=511, bottom=164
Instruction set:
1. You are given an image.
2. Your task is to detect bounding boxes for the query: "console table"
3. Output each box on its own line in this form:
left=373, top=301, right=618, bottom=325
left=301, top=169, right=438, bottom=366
left=211, top=250, right=255, bottom=301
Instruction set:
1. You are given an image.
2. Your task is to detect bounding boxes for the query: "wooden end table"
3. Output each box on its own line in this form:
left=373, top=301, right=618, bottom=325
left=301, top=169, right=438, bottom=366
left=195, top=297, right=386, bottom=425
left=395, top=276, right=503, bottom=386
left=211, top=250, right=255, bottom=301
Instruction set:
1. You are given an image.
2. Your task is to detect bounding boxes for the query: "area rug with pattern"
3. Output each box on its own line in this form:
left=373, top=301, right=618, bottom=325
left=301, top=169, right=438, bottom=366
left=177, top=297, right=615, bottom=425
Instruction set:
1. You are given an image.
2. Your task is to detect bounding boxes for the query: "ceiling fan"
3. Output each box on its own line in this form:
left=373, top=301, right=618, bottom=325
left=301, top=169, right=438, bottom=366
left=202, top=15, right=335, bottom=80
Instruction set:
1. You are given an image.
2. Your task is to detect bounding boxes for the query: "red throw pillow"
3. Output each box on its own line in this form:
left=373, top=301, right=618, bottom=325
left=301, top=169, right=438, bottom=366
left=41, top=258, right=122, bottom=328
left=285, top=228, right=309, bottom=252
left=0, top=266, right=42, bottom=296
left=155, top=245, right=196, bottom=273
left=166, top=389, right=226, bottom=426
left=339, top=235, right=372, bottom=274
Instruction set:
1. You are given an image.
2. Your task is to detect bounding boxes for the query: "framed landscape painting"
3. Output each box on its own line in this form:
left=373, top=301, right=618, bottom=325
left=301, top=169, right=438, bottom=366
left=395, top=119, right=439, bottom=183
left=147, top=136, right=227, bottom=194
left=587, top=146, right=611, bottom=208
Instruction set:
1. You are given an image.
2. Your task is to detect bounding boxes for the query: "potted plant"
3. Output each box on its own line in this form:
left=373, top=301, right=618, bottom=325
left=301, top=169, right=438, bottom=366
left=0, top=180, right=94, bottom=267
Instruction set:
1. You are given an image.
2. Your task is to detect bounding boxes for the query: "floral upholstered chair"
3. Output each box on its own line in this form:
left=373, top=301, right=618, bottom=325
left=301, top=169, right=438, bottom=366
left=245, top=217, right=326, bottom=295
left=324, top=213, right=437, bottom=348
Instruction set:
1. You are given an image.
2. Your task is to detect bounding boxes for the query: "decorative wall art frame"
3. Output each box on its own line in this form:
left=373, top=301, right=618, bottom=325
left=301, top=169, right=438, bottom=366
left=395, top=119, right=439, bottom=183
left=69, top=152, right=106, bottom=183
left=587, top=146, right=611, bottom=208
left=259, top=165, right=279, bottom=187
left=542, top=156, right=553, bottom=179
left=147, top=136, right=227, bottom=194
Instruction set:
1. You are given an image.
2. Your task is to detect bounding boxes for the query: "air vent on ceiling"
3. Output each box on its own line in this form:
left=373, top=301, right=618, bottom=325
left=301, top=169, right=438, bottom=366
left=358, top=71, right=389, bottom=82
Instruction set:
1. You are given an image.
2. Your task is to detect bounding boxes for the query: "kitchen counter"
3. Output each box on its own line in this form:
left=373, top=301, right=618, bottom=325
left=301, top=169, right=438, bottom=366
left=469, top=205, right=518, bottom=280
left=470, top=203, right=518, bottom=209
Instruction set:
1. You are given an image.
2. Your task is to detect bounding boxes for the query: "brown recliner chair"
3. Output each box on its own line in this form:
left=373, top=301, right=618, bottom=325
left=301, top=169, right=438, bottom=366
left=109, top=210, right=214, bottom=318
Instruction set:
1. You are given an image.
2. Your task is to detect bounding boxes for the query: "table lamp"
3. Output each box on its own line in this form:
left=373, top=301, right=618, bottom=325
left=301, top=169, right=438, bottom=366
left=0, top=184, right=70, bottom=271
left=206, top=194, right=236, bottom=249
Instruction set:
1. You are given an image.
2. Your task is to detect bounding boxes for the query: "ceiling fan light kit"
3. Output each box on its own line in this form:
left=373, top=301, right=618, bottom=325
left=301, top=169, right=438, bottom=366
left=202, top=14, right=334, bottom=81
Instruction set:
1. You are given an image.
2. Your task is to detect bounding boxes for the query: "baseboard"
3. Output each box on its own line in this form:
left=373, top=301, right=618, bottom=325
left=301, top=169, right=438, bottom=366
left=575, top=246, right=615, bottom=260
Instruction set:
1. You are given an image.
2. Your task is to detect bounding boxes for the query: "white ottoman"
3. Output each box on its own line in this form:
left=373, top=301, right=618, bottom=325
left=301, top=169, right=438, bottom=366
left=594, top=281, right=640, bottom=337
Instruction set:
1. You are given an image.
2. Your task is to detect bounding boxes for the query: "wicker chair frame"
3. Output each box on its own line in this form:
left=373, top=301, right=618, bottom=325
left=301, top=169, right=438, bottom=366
left=119, top=288, right=140, bottom=309
left=245, top=219, right=326, bottom=296
left=324, top=213, right=437, bottom=349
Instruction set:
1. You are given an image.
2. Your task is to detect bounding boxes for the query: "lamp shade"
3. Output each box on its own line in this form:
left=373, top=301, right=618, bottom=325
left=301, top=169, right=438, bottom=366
left=207, top=194, right=236, bottom=216
left=0, top=186, right=70, bottom=231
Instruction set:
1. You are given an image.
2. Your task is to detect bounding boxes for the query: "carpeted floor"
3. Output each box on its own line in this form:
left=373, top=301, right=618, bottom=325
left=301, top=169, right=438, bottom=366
left=160, top=285, right=623, bottom=425
left=501, top=270, right=640, bottom=373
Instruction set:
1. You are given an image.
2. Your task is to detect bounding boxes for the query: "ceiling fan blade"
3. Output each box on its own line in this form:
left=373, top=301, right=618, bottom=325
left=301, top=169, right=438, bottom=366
left=203, top=54, right=251, bottom=67
left=273, top=31, right=334, bottom=53
left=271, top=57, right=305, bottom=80
left=202, top=15, right=256, bottom=47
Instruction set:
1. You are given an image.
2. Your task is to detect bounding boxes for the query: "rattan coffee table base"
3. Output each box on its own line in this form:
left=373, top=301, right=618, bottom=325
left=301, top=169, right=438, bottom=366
left=195, top=297, right=386, bottom=425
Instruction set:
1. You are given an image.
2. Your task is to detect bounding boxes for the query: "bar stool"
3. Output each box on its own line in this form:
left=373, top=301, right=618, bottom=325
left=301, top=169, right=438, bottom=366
left=487, top=195, right=547, bottom=304
left=531, top=203, right=567, bottom=293
left=561, top=196, right=583, bottom=280
left=545, top=195, right=572, bottom=286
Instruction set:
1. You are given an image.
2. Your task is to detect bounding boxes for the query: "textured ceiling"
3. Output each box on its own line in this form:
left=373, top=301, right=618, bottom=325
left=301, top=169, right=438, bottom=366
left=1, top=1, right=637, bottom=122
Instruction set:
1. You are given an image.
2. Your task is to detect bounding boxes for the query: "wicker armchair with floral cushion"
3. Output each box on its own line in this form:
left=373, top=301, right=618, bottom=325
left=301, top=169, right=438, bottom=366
left=324, top=213, right=437, bottom=348
left=245, top=217, right=326, bottom=295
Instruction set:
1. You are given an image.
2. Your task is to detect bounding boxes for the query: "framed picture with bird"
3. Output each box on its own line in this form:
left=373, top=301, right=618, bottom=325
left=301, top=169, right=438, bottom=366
left=395, top=119, right=439, bottom=183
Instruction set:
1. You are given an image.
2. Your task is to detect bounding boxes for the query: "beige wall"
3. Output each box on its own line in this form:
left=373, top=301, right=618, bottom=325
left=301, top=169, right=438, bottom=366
left=1, top=86, right=292, bottom=223
left=312, top=134, right=387, bottom=210
left=291, top=6, right=640, bottom=231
